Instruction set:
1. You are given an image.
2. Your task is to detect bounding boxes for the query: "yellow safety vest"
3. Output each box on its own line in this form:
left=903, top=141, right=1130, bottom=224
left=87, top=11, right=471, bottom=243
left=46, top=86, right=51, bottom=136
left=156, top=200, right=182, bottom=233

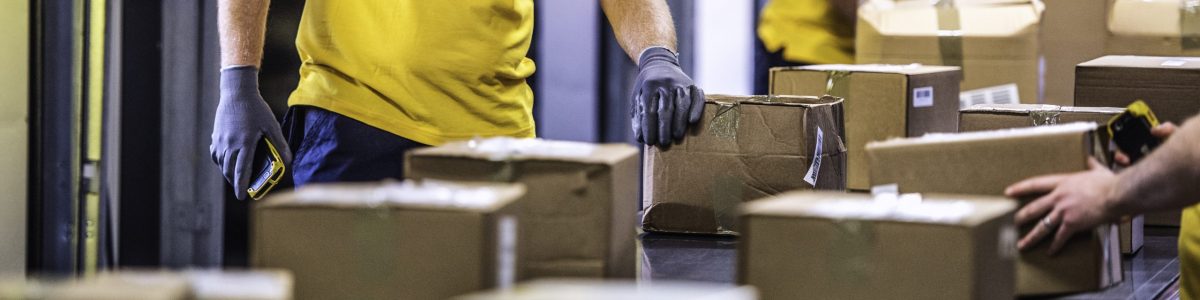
left=288, top=0, right=537, bottom=146
left=758, top=0, right=855, bottom=65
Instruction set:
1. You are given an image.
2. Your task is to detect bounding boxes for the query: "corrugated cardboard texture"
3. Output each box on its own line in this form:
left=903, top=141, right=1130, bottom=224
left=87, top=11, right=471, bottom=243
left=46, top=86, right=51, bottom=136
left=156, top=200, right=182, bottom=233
left=252, top=182, right=522, bottom=300
left=866, top=124, right=1122, bottom=295
left=405, top=141, right=640, bottom=280
left=770, top=65, right=961, bottom=190
left=1106, top=0, right=1200, bottom=57
left=1041, top=0, right=1108, bottom=105
left=453, top=279, right=759, bottom=300
left=642, top=95, right=847, bottom=235
left=857, top=0, right=1041, bottom=104
left=1076, top=55, right=1200, bottom=124
left=738, top=191, right=1016, bottom=300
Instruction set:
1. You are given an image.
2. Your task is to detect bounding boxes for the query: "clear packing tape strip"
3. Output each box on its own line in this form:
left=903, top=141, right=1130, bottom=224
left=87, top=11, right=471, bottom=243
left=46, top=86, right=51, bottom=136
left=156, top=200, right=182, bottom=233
left=1184, top=0, right=1200, bottom=50
left=935, top=0, right=965, bottom=71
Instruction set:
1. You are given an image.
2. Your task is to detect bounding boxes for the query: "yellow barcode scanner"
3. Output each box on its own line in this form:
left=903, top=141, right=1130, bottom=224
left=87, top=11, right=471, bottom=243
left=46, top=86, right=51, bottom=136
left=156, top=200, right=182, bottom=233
left=1107, top=100, right=1161, bottom=164
left=248, top=138, right=286, bottom=200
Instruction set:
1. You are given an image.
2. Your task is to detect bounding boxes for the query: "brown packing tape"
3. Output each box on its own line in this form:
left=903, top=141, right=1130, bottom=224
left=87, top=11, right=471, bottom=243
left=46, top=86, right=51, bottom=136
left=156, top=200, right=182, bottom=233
left=1184, top=0, right=1200, bottom=50
left=935, top=0, right=965, bottom=72
left=712, top=175, right=742, bottom=234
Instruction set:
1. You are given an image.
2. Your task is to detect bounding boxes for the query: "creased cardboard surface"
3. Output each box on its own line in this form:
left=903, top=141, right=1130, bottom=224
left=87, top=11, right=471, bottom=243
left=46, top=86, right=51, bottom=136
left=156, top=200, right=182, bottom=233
left=643, top=95, right=847, bottom=235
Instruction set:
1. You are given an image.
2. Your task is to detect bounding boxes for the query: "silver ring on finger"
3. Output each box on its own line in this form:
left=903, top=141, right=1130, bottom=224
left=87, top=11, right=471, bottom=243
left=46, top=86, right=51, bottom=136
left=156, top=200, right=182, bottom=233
left=1042, top=215, right=1058, bottom=229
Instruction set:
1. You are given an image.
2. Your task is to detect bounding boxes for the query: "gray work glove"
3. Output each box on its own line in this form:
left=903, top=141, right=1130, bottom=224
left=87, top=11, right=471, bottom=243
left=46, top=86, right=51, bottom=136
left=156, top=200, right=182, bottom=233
left=631, top=47, right=705, bottom=146
left=209, top=66, right=292, bottom=200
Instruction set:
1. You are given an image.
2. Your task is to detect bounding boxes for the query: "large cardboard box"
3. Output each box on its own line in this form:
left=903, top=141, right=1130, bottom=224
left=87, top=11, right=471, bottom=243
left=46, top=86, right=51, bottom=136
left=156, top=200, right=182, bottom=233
left=42, top=272, right=189, bottom=300
left=866, top=123, right=1122, bottom=295
left=1075, top=55, right=1200, bottom=124
left=252, top=181, right=524, bottom=300
left=405, top=138, right=639, bottom=279
left=452, top=279, right=758, bottom=300
left=738, top=191, right=1017, bottom=300
left=1106, top=0, right=1200, bottom=57
left=0, top=270, right=292, bottom=300
left=770, top=64, right=962, bottom=190
left=1041, top=0, right=1108, bottom=105
left=857, top=0, right=1043, bottom=105
left=958, top=104, right=1143, bottom=254
left=642, top=95, right=847, bottom=235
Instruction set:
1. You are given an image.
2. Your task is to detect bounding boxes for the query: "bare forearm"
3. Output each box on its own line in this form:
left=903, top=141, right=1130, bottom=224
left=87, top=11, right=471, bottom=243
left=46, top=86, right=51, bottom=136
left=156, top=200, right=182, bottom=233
left=600, top=0, right=677, bottom=63
left=218, top=0, right=270, bottom=67
left=1111, top=117, right=1200, bottom=213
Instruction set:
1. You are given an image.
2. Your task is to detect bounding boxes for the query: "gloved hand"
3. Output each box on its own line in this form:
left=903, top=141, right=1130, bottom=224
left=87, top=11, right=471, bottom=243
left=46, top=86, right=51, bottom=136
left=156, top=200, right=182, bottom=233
left=631, top=47, right=705, bottom=146
left=209, top=66, right=293, bottom=200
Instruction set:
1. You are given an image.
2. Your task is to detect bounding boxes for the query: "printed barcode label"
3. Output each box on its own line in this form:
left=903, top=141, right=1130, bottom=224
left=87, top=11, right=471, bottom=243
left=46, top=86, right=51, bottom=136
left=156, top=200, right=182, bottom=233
left=913, top=86, right=934, bottom=108
left=803, top=127, right=823, bottom=186
left=496, top=216, right=516, bottom=289
left=959, top=83, right=1020, bottom=109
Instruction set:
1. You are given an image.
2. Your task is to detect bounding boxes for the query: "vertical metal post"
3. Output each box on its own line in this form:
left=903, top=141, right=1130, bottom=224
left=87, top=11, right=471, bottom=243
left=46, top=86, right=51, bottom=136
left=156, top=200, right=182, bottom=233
left=160, top=0, right=224, bottom=268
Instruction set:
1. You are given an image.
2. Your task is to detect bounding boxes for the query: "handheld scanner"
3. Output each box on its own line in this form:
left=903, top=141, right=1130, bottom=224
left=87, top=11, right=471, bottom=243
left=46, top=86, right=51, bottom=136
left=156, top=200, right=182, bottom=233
left=248, top=138, right=286, bottom=200
left=1107, top=100, right=1161, bottom=164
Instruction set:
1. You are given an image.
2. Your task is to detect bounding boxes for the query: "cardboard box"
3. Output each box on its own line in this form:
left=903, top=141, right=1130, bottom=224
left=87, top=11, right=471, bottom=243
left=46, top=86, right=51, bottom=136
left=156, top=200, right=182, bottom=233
left=452, top=279, right=758, bottom=300
left=1075, top=55, right=1200, bottom=124
left=1041, top=0, right=1108, bottom=105
left=770, top=64, right=962, bottom=190
left=252, top=181, right=524, bottom=300
left=738, top=191, right=1017, bottom=300
left=1106, top=0, right=1200, bottom=57
left=641, top=95, right=847, bottom=235
left=405, top=138, right=639, bottom=279
left=1120, top=215, right=1145, bottom=254
left=857, top=0, right=1042, bottom=104
left=866, top=122, right=1122, bottom=295
left=184, top=269, right=293, bottom=300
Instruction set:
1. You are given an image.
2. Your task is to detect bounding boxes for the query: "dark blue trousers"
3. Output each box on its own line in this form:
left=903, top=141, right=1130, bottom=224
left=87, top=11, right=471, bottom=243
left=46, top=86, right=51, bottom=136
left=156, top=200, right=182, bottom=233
left=282, top=106, right=427, bottom=186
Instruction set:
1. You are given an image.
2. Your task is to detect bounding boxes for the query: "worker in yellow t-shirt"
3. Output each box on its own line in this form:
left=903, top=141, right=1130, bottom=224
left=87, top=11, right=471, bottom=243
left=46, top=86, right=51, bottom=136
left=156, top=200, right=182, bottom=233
left=1004, top=120, right=1200, bottom=299
left=208, top=0, right=705, bottom=199
left=754, top=0, right=857, bottom=94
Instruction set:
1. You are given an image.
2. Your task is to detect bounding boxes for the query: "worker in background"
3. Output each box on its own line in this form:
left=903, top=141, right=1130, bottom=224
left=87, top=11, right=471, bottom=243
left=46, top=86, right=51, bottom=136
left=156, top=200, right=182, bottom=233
left=754, top=0, right=858, bottom=94
left=1003, top=120, right=1200, bottom=298
left=209, top=0, right=705, bottom=200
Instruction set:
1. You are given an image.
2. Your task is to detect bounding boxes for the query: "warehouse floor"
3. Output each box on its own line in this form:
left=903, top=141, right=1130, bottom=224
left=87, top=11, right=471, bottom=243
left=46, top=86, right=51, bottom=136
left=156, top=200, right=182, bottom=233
left=639, top=227, right=1183, bottom=300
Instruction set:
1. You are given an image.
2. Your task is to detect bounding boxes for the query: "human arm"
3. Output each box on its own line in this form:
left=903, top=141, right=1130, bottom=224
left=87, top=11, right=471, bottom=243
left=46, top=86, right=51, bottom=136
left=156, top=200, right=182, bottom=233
left=1005, top=118, right=1200, bottom=253
left=600, top=0, right=704, bottom=146
left=210, top=0, right=292, bottom=200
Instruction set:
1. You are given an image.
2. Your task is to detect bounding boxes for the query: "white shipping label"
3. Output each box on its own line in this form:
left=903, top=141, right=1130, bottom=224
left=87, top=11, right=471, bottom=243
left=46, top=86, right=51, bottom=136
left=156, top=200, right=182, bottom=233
left=959, top=83, right=1020, bottom=109
left=999, top=225, right=1017, bottom=259
left=912, top=86, right=934, bottom=108
left=803, top=127, right=823, bottom=186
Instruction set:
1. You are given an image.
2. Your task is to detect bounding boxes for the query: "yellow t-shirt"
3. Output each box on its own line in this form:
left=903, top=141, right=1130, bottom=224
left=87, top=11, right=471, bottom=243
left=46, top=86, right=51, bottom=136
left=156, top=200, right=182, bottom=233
left=1181, top=206, right=1200, bottom=299
left=758, top=0, right=855, bottom=65
left=288, top=0, right=537, bottom=146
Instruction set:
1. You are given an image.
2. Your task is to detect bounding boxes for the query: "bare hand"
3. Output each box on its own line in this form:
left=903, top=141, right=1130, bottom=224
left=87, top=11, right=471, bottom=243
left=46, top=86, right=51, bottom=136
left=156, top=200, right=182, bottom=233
left=1114, top=122, right=1177, bottom=166
left=1004, top=158, right=1119, bottom=255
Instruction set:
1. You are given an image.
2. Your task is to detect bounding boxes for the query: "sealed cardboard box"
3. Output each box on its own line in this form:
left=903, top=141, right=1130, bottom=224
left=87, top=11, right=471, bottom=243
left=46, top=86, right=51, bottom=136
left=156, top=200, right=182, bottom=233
left=866, top=123, right=1122, bottom=295
left=642, top=95, right=847, bottom=235
left=1041, top=0, right=1108, bottom=105
left=738, top=191, right=1017, bottom=300
left=1075, top=55, right=1200, bottom=124
left=770, top=64, right=962, bottom=190
left=452, top=279, right=758, bottom=300
left=406, top=138, right=639, bottom=279
left=253, top=181, right=524, bottom=300
left=1106, top=0, right=1200, bottom=57
left=857, top=0, right=1042, bottom=104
